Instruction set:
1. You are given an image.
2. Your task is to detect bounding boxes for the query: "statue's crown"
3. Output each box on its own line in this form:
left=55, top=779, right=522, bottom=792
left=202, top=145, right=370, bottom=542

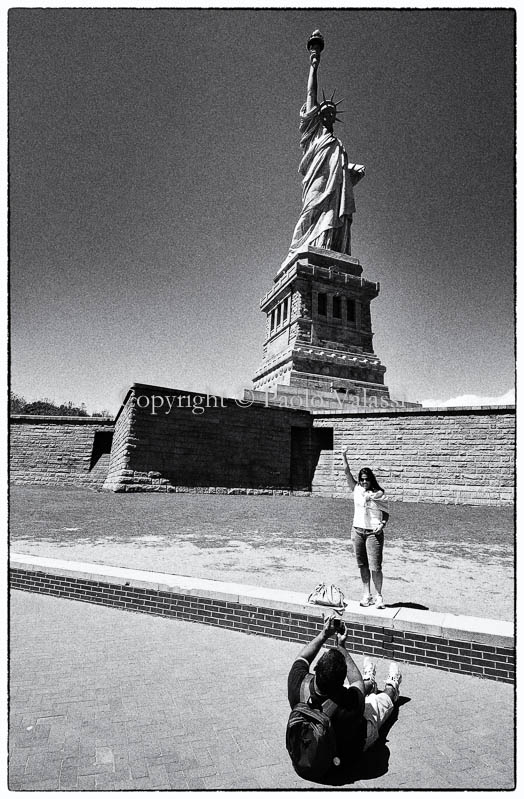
left=320, top=90, right=344, bottom=123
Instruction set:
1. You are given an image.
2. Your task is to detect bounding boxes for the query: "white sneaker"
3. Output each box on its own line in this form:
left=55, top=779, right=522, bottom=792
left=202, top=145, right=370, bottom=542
left=362, top=657, right=377, bottom=692
left=374, top=594, right=385, bottom=609
left=384, top=661, right=402, bottom=702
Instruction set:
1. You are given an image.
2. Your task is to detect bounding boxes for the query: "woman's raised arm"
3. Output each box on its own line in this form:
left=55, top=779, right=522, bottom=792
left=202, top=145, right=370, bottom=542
left=342, top=448, right=357, bottom=489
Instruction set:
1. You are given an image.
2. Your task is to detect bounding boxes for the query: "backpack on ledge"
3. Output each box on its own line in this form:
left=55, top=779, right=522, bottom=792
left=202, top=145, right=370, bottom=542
left=286, top=673, right=340, bottom=781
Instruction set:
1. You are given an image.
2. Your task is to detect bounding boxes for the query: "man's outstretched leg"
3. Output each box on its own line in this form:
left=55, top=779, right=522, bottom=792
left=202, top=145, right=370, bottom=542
left=362, top=662, right=402, bottom=750
left=361, top=656, right=378, bottom=695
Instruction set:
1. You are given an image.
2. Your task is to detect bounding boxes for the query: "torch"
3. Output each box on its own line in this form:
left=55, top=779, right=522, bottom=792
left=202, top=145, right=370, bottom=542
left=307, top=30, right=325, bottom=66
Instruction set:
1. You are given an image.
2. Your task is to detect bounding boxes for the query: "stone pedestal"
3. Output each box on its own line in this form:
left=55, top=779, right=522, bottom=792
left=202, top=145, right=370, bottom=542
left=253, top=246, right=391, bottom=403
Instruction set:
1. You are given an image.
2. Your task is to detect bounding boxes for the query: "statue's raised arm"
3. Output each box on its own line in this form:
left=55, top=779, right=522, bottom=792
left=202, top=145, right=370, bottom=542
left=280, top=31, right=365, bottom=272
left=305, top=35, right=320, bottom=113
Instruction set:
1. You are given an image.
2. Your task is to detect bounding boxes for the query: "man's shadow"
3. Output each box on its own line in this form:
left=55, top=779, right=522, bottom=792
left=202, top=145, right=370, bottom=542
left=318, top=696, right=411, bottom=786
left=357, top=697, right=411, bottom=780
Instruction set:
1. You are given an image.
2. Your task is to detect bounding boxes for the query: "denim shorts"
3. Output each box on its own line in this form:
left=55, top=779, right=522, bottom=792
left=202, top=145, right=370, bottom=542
left=351, top=527, right=384, bottom=571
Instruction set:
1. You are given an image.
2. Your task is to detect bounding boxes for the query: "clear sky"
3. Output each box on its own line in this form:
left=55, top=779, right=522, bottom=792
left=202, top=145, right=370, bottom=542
left=8, top=5, right=515, bottom=413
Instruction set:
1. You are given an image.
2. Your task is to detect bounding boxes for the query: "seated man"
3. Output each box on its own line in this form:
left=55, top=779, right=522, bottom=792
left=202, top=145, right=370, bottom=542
left=287, top=615, right=402, bottom=781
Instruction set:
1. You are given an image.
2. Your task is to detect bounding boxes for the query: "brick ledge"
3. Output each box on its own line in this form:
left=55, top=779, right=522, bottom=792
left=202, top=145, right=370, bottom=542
left=10, top=552, right=513, bottom=648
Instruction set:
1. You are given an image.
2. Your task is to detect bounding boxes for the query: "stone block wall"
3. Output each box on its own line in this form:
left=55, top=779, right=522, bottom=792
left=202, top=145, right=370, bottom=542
left=10, top=416, right=115, bottom=487
left=312, top=406, right=515, bottom=505
left=102, top=396, right=133, bottom=489
left=9, top=400, right=515, bottom=506
left=103, top=384, right=314, bottom=492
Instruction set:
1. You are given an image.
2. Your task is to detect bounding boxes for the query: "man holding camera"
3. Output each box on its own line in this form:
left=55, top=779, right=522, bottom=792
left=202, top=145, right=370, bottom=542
left=287, top=614, right=402, bottom=780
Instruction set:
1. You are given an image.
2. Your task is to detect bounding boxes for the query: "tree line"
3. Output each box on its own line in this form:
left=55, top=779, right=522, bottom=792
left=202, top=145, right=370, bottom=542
left=10, top=392, right=112, bottom=418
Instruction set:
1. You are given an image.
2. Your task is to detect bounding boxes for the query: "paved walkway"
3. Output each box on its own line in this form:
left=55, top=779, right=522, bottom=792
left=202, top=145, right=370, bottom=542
left=9, top=590, right=514, bottom=790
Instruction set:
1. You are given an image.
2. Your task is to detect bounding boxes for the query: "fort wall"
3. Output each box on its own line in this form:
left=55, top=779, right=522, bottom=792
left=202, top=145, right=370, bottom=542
left=312, top=405, right=515, bottom=505
left=102, top=384, right=314, bottom=492
left=10, top=416, right=115, bottom=488
left=9, top=399, right=515, bottom=505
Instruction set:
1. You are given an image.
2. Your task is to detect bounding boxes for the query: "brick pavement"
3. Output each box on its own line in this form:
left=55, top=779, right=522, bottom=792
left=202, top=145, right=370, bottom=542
left=9, top=591, right=515, bottom=790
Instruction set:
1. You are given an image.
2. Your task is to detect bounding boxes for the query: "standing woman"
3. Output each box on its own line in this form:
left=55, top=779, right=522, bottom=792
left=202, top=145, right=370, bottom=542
left=342, top=448, right=389, bottom=609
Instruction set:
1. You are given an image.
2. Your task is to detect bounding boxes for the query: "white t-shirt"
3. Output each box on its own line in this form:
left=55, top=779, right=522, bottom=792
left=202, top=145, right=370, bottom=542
left=353, top=485, right=388, bottom=530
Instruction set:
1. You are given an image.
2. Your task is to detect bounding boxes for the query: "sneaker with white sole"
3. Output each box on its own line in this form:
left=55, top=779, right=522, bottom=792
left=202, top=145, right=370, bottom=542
left=362, top=657, right=377, bottom=693
left=384, top=661, right=402, bottom=702
left=359, top=594, right=374, bottom=607
left=374, top=594, right=385, bottom=609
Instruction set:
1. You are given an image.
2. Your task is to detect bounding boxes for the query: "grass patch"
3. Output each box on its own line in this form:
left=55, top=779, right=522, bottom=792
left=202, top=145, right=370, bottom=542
left=10, top=485, right=513, bottom=562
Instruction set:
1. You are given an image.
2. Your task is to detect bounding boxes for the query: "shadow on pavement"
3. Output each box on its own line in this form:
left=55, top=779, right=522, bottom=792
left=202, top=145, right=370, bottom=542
left=355, top=696, right=412, bottom=783
left=387, top=601, right=429, bottom=610
left=307, top=696, right=412, bottom=787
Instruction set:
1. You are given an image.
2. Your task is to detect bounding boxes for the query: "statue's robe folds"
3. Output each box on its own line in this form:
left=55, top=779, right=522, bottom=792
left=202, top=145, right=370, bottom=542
left=282, top=104, right=365, bottom=270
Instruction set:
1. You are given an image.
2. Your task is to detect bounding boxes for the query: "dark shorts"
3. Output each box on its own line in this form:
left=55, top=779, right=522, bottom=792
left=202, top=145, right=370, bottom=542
left=352, top=527, right=384, bottom=571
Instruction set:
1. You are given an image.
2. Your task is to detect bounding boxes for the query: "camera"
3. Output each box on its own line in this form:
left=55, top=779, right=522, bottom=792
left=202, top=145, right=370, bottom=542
left=333, top=618, right=343, bottom=630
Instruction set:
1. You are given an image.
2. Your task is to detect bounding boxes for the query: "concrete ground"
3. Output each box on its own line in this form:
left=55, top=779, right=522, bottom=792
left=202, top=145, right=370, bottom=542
left=9, top=590, right=515, bottom=791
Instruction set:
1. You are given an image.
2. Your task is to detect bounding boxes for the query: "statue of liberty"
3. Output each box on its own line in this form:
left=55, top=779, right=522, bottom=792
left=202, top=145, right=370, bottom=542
left=282, top=31, right=365, bottom=270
